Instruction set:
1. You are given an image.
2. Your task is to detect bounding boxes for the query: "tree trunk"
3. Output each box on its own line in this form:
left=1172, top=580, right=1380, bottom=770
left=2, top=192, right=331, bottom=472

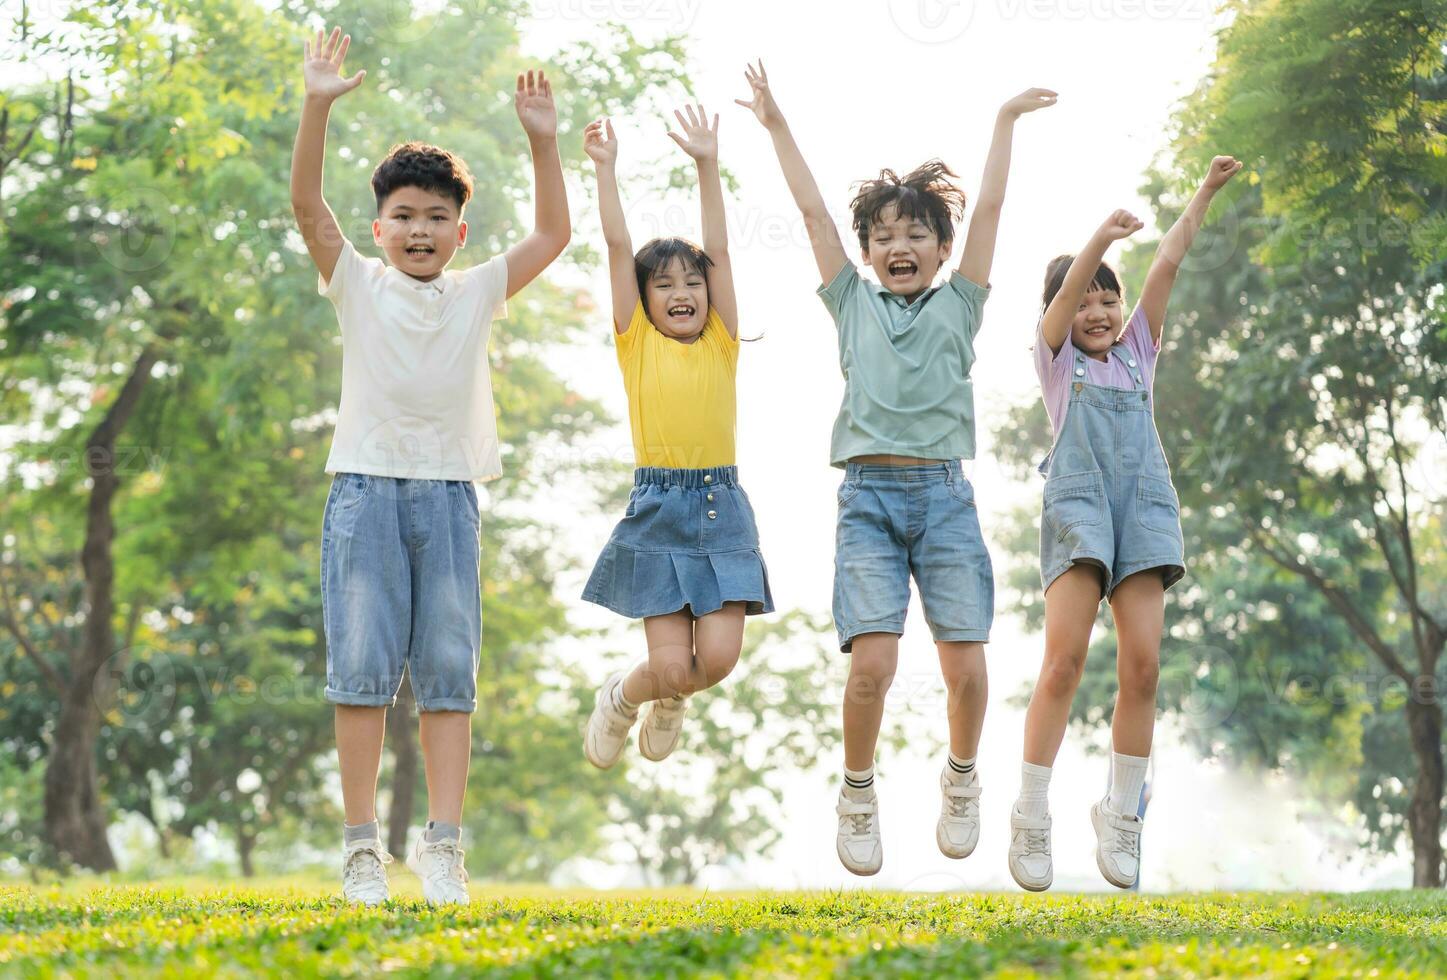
left=1405, top=694, right=1445, bottom=888
left=237, top=828, right=255, bottom=878
left=387, top=674, right=418, bottom=857
left=42, top=345, right=158, bottom=872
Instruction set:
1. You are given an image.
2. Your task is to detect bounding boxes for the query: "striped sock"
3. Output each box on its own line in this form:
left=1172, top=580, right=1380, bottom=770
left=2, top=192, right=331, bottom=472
left=946, top=752, right=976, bottom=779
left=843, top=766, right=875, bottom=796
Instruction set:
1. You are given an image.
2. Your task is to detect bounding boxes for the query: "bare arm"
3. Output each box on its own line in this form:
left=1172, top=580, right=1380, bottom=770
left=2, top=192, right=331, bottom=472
left=957, top=88, right=1056, bottom=288
left=289, top=26, right=366, bottom=285
left=504, top=70, right=572, bottom=299
left=583, top=118, right=638, bottom=334
left=1039, top=209, right=1143, bottom=355
left=736, top=61, right=849, bottom=286
left=1136, top=154, right=1243, bottom=343
left=668, top=104, right=737, bottom=337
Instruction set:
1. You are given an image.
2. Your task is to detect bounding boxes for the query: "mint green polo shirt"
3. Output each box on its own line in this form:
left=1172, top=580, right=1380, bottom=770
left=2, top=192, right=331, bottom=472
left=817, top=263, right=990, bottom=466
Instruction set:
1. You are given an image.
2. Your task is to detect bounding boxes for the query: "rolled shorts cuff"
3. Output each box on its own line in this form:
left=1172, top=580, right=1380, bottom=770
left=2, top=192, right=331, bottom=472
left=932, top=628, right=991, bottom=644
left=838, top=619, right=905, bottom=653
left=325, top=686, right=397, bottom=708
left=414, top=696, right=478, bottom=713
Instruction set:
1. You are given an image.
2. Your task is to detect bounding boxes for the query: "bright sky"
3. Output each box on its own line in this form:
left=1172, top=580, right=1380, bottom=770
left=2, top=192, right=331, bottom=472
left=519, top=0, right=1413, bottom=891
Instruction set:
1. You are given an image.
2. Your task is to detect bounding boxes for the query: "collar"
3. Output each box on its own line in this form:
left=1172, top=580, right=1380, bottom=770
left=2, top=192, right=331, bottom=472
left=870, top=279, right=936, bottom=309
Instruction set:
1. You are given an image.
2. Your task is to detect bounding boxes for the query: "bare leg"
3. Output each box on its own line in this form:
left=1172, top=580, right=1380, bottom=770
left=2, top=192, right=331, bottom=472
left=1022, top=565, right=1102, bottom=766
left=335, top=704, right=387, bottom=826
left=842, top=632, right=900, bottom=772
left=418, top=710, right=471, bottom=826
left=1107, top=571, right=1165, bottom=757
left=937, top=641, right=987, bottom=760
left=687, top=603, right=746, bottom=694
left=621, top=610, right=695, bottom=704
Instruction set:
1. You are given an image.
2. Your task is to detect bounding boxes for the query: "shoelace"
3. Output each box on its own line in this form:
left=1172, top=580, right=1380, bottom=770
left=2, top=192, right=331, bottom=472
left=1019, top=827, right=1049, bottom=854
left=944, top=785, right=979, bottom=819
left=422, top=840, right=469, bottom=884
left=1108, top=823, right=1141, bottom=859
left=344, top=846, right=391, bottom=888
left=838, top=801, right=875, bottom=837
left=648, top=697, right=687, bottom=729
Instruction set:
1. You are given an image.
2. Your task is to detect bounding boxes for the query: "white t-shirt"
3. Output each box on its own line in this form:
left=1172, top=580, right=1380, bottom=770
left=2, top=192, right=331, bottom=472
left=319, top=240, right=509, bottom=482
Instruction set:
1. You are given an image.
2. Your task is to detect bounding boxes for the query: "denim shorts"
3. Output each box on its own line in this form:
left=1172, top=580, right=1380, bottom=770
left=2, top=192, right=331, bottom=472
left=582, top=466, right=774, bottom=620
left=321, top=473, right=482, bottom=712
left=833, top=461, right=994, bottom=652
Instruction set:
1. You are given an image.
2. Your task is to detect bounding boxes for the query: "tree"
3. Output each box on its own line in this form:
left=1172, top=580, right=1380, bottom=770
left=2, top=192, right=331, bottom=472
left=0, top=0, right=690, bottom=873
left=992, top=0, right=1447, bottom=886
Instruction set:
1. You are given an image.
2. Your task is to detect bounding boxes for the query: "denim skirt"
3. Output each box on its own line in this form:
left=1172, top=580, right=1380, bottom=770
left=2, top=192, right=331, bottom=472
left=582, top=465, right=774, bottom=619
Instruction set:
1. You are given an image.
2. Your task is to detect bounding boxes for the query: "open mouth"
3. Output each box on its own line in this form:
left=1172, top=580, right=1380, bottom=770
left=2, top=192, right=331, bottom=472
left=405, top=245, right=435, bottom=258
left=667, top=304, right=696, bottom=321
left=1085, top=325, right=1110, bottom=337
left=887, top=260, right=917, bottom=279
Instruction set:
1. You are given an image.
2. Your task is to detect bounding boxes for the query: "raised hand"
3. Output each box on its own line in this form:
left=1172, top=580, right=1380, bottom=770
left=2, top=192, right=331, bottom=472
left=515, top=69, right=558, bottom=139
left=1203, top=154, right=1244, bottom=190
left=1099, top=208, right=1145, bottom=241
left=667, top=104, right=719, bottom=161
left=1000, top=87, right=1058, bottom=118
left=735, top=60, right=784, bottom=130
left=583, top=118, right=618, bottom=166
left=303, top=26, right=365, bottom=102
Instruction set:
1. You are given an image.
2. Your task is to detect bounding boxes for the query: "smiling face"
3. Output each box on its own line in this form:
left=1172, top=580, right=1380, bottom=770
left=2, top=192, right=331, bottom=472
left=372, top=185, right=467, bottom=282
left=1070, top=287, right=1126, bottom=356
left=863, top=205, right=951, bottom=302
left=642, top=256, right=709, bottom=343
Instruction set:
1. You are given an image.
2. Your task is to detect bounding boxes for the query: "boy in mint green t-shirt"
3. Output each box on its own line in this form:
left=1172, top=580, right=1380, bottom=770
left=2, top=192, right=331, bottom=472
left=739, top=59, right=1056, bottom=877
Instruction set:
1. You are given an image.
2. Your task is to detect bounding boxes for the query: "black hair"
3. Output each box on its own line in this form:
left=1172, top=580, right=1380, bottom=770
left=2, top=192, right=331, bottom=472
left=633, top=237, right=714, bottom=305
left=849, top=160, right=965, bottom=250
left=1041, top=254, right=1125, bottom=310
left=371, top=141, right=474, bottom=212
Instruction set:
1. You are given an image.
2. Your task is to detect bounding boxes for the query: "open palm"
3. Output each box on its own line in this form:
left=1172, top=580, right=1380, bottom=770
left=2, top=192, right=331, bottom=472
left=302, top=26, right=365, bottom=101
left=515, top=70, right=557, bottom=138
left=667, top=104, right=718, bottom=161
left=735, top=60, right=783, bottom=129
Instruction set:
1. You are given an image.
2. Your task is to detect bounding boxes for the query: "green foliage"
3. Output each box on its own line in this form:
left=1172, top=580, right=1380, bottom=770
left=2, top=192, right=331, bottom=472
left=0, top=881, right=1443, bottom=976
left=990, top=0, right=1447, bottom=868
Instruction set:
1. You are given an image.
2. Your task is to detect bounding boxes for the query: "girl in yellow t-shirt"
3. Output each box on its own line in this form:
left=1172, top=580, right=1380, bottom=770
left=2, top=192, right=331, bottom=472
left=580, top=105, right=773, bottom=769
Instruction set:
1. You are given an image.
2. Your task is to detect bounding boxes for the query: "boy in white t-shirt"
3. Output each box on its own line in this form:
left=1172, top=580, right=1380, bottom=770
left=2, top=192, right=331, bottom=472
left=289, top=25, right=570, bottom=906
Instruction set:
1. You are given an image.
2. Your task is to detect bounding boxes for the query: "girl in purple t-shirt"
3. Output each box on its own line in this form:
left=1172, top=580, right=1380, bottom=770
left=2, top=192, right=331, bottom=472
left=1007, top=156, right=1244, bottom=893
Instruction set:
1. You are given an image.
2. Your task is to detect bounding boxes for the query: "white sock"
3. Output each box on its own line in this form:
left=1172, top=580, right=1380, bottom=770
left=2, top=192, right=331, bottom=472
left=842, top=765, right=875, bottom=800
left=944, top=752, right=977, bottom=783
left=1017, top=762, right=1052, bottom=819
left=1106, top=752, right=1149, bottom=817
left=611, top=677, right=639, bottom=715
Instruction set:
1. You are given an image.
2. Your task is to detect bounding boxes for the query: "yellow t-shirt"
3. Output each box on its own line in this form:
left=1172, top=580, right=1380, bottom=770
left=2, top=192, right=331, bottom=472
left=616, top=301, right=739, bottom=468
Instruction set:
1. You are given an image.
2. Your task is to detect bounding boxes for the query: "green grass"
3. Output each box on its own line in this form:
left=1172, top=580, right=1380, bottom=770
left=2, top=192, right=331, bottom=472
left=0, top=877, right=1442, bottom=977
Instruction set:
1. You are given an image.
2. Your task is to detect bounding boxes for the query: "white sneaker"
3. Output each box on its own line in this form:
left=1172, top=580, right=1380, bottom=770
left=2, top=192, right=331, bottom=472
left=1091, top=799, right=1142, bottom=889
left=835, top=788, right=882, bottom=876
left=406, top=832, right=471, bottom=906
left=1007, top=806, right=1053, bottom=892
left=584, top=671, right=637, bottom=769
left=638, top=694, right=689, bottom=761
left=341, top=837, right=392, bottom=907
left=936, top=768, right=981, bottom=859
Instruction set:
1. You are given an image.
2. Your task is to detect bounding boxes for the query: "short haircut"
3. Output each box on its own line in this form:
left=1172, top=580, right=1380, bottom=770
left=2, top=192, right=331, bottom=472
left=633, top=237, right=714, bottom=302
left=849, top=160, right=966, bottom=250
left=371, top=141, right=474, bottom=212
left=1041, top=254, right=1125, bottom=310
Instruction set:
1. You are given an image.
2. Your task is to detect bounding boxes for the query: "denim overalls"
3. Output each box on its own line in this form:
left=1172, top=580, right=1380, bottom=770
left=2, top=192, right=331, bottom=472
left=1037, top=343, right=1185, bottom=598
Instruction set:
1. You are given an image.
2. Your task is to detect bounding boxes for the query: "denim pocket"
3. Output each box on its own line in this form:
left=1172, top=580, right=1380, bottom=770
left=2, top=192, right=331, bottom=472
left=1043, top=470, right=1104, bottom=542
left=1136, top=475, right=1181, bottom=534
left=838, top=479, right=863, bottom=506
left=946, top=476, right=976, bottom=507
left=335, top=473, right=371, bottom=511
